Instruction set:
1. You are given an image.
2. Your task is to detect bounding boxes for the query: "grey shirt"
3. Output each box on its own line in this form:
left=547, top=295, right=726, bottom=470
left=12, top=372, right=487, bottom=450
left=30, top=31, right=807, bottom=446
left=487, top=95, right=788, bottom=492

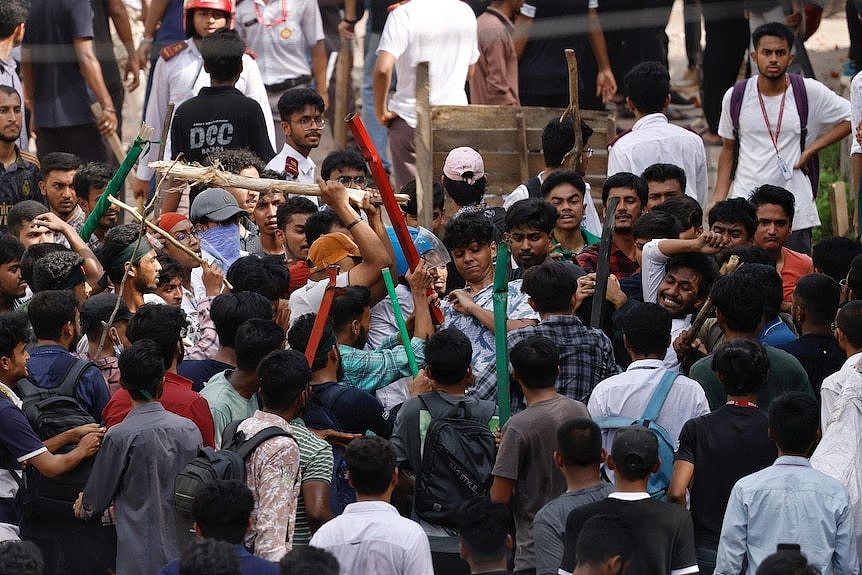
left=81, top=402, right=202, bottom=575
left=533, top=482, right=614, bottom=575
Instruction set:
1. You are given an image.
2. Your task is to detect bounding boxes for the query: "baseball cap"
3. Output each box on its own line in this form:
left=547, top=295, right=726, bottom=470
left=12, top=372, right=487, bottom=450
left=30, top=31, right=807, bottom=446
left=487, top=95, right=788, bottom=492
left=611, top=425, right=659, bottom=475
left=443, top=147, right=485, bottom=185
left=190, top=187, right=245, bottom=223
left=307, top=232, right=361, bottom=273
left=80, top=292, right=133, bottom=334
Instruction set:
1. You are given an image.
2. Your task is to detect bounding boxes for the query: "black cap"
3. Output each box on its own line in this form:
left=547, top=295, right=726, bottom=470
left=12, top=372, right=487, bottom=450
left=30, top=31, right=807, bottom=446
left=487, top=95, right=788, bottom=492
left=611, top=425, right=659, bottom=475
left=80, top=292, right=133, bottom=334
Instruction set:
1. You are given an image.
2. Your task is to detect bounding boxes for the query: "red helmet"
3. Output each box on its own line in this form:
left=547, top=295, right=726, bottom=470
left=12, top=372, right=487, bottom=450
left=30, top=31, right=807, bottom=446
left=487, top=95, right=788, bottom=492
left=184, top=0, right=233, bottom=38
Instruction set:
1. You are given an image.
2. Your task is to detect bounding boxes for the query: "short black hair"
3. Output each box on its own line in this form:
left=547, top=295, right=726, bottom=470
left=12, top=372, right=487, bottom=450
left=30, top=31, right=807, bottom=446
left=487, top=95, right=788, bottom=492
left=623, top=302, right=671, bottom=356
left=443, top=174, right=487, bottom=207
left=178, top=538, right=240, bottom=575
left=345, top=435, right=396, bottom=496
left=641, top=162, right=686, bottom=192
left=575, top=514, right=634, bottom=567
left=234, top=319, right=284, bottom=372
left=510, top=335, right=559, bottom=389
left=98, top=224, right=150, bottom=283
left=119, top=339, right=166, bottom=401
left=540, top=117, right=593, bottom=168
left=750, top=184, right=795, bottom=222
left=794, top=273, right=840, bottom=326
left=756, top=550, right=819, bottom=575
left=27, top=290, right=77, bottom=341
left=716, top=244, right=775, bottom=267
left=0, top=0, right=29, bottom=39
left=654, top=195, right=702, bottom=232
left=0, top=312, right=30, bottom=359
left=320, top=149, right=368, bottom=181
left=711, top=274, right=766, bottom=333
left=0, top=234, right=24, bottom=266
left=126, top=303, right=188, bottom=366
left=200, top=29, right=245, bottom=82
left=72, top=162, right=112, bottom=202
left=278, top=547, right=340, bottom=575
left=522, top=261, right=579, bottom=314
left=601, top=172, right=648, bottom=207
left=0, top=540, right=44, bottom=575
left=457, top=497, right=511, bottom=563
left=837, top=300, right=862, bottom=348
left=424, top=327, right=473, bottom=386
left=624, top=61, right=671, bottom=115
left=205, top=148, right=265, bottom=175
left=8, top=201, right=48, bottom=238
left=752, top=21, right=795, bottom=49
left=210, top=292, right=273, bottom=348
left=768, top=392, right=819, bottom=454
left=31, top=250, right=84, bottom=292
left=305, top=208, right=341, bottom=246
left=330, top=286, right=371, bottom=332
left=443, top=211, right=494, bottom=251
left=156, top=254, right=186, bottom=287
left=227, top=254, right=290, bottom=302
left=287, top=313, right=335, bottom=372
left=402, top=180, right=445, bottom=217
left=847, top=254, right=862, bottom=297
left=192, top=479, right=255, bottom=544
left=276, top=197, right=318, bottom=231
left=557, top=418, right=603, bottom=467
left=257, top=349, right=310, bottom=412
left=20, top=243, right=65, bottom=288
left=737, top=264, right=783, bottom=319
left=632, top=211, right=681, bottom=241
left=712, top=338, right=770, bottom=396
left=541, top=170, right=587, bottom=199
left=812, top=237, right=862, bottom=283
left=666, top=252, right=719, bottom=299
left=708, top=198, right=757, bottom=239
left=505, top=198, right=558, bottom=234
left=277, top=87, right=324, bottom=120
left=40, top=152, right=80, bottom=178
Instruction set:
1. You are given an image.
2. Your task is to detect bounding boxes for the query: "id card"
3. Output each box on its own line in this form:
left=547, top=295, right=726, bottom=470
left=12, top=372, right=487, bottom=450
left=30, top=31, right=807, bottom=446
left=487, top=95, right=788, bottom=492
left=777, top=156, right=793, bottom=181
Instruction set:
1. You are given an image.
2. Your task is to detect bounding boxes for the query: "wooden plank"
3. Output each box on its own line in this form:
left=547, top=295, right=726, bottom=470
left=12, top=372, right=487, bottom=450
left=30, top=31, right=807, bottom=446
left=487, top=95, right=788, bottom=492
left=333, top=40, right=353, bottom=149
left=415, top=62, right=433, bottom=231
left=515, top=110, right=530, bottom=182
left=831, top=181, right=850, bottom=237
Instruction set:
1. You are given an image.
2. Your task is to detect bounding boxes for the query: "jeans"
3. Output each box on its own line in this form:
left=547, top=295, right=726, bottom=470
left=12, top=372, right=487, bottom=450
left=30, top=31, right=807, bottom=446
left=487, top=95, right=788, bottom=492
left=362, top=29, right=391, bottom=171
left=697, top=543, right=717, bottom=575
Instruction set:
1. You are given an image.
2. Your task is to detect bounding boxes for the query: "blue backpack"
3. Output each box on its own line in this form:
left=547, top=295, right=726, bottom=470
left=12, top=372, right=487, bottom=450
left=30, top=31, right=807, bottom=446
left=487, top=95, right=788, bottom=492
left=594, top=370, right=678, bottom=500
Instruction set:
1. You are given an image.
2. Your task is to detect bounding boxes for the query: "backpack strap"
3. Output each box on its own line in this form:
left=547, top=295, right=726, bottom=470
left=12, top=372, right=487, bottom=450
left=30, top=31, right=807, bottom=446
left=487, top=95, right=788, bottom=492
left=55, top=359, right=95, bottom=398
left=419, top=392, right=469, bottom=419
left=233, top=426, right=295, bottom=461
left=221, top=419, right=243, bottom=450
left=729, top=78, right=748, bottom=181
left=14, top=376, right=41, bottom=399
left=641, top=370, right=679, bottom=424
left=524, top=176, right=543, bottom=199
left=787, top=73, right=819, bottom=197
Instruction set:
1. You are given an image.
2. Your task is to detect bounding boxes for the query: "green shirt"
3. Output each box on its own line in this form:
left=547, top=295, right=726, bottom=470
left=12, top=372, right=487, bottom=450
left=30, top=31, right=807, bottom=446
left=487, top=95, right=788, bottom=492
left=200, top=370, right=259, bottom=447
left=550, top=228, right=601, bottom=261
left=289, top=418, right=334, bottom=547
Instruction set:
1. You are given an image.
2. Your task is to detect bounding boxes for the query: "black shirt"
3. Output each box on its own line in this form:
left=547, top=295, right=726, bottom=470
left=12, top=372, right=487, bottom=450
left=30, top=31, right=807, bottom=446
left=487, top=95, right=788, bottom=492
left=559, top=495, right=698, bottom=575
left=177, top=359, right=234, bottom=392
left=674, top=405, right=777, bottom=546
left=778, top=334, right=846, bottom=397
left=307, top=382, right=392, bottom=438
left=169, top=86, right=275, bottom=165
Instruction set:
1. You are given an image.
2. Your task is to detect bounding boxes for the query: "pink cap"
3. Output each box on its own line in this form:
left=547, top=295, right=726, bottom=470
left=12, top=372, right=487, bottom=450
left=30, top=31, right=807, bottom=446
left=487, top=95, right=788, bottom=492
left=443, top=147, right=485, bottom=185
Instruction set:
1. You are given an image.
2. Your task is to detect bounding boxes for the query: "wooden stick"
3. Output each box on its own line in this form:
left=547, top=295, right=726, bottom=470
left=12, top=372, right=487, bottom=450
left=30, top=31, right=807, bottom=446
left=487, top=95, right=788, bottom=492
left=91, top=102, right=126, bottom=164
left=333, top=42, right=352, bottom=149
left=414, top=61, right=434, bottom=232
left=153, top=102, right=176, bottom=218
left=107, top=195, right=233, bottom=291
left=561, top=49, right=583, bottom=170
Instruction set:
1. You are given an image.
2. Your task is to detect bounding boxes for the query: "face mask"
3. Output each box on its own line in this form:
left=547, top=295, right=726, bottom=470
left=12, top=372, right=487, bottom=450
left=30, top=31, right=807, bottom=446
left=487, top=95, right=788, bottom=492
left=113, top=343, right=124, bottom=358
left=199, top=223, right=241, bottom=271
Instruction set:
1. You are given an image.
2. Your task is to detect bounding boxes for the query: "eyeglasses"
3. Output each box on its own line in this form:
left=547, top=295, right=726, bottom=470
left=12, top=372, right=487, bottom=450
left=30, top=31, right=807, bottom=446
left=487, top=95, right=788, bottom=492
left=336, top=175, right=367, bottom=188
left=174, top=229, right=199, bottom=243
left=831, top=321, right=838, bottom=333
left=293, top=115, right=326, bottom=128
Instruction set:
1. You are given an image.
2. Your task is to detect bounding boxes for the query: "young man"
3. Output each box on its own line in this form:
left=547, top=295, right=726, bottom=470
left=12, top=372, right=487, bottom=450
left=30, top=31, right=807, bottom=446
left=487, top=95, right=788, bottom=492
left=170, top=30, right=275, bottom=168
left=246, top=190, right=286, bottom=257
left=276, top=196, right=317, bottom=291
left=669, top=340, right=778, bottom=575
left=641, top=163, right=687, bottom=212
left=609, top=62, right=708, bottom=207
left=571, top=515, right=634, bottom=575
left=29, top=250, right=88, bottom=305
left=541, top=171, right=600, bottom=259
left=310, top=436, right=434, bottom=575
left=203, top=148, right=265, bottom=251
left=653, top=195, right=703, bottom=239
left=0, top=2, right=29, bottom=152
left=820, top=300, right=862, bottom=433
left=812, top=236, right=862, bottom=284
left=72, top=162, right=119, bottom=251
left=236, top=349, right=305, bottom=560
left=534, top=419, right=615, bottom=575
left=715, top=393, right=857, bottom=574
left=402, top=180, right=446, bottom=238
left=266, top=89, right=325, bottom=185
left=201, top=318, right=284, bottom=446
left=491, top=336, right=590, bottom=575
left=391, top=328, right=496, bottom=573
left=577, top=172, right=647, bottom=278
left=38, top=153, right=85, bottom=234
left=320, top=149, right=370, bottom=189
left=7, top=201, right=53, bottom=247
left=155, top=256, right=186, bottom=307
left=189, top=187, right=248, bottom=277
left=457, top=497, right=514, bottom=575
left=505, top=198, right=556, bottom=275
left=442, top=147, right=506, bottom=242
left=77, top=292, right=132, bottom=395
left=558, top=426, right=699, bottom=575
left=707, top=198, right=757, bottom=249
left=713, top=22, right=851, bottom=254
left=750, top=185, right=813, bottom=302
left=469, top=0, right=520, bottom=106
left=102, top=303, right=216, bottom=448
left=98, top=223, right=163, bottom=312
left=75, top=340, right=203, bottom=575
left=0, top=235, right=25, bottom=313
left=0, top=86, right=41, bottom=233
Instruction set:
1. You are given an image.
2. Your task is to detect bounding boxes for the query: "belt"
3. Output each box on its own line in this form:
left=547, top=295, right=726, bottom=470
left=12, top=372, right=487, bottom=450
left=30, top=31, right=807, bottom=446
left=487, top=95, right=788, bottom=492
left=266, top=75, right=311, bottom=93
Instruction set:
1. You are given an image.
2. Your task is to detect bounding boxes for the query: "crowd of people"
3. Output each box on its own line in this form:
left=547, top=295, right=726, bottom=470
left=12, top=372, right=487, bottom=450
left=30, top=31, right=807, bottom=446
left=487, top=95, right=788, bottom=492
left=3, top=0, right=862, bottom=575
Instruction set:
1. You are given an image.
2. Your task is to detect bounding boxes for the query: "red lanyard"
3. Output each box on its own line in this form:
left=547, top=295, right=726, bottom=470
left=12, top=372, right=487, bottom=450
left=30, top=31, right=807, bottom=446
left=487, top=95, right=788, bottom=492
left=756, top=77, right=789, bottom=153
left=727, top=399, right=759, bottom=408
left=255, top=0, right=289, bottom=28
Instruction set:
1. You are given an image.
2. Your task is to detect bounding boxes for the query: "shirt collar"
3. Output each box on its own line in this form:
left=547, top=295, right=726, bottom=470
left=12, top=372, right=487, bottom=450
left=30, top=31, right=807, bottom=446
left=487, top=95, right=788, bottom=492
left=626, top=358, right=665, bottom=371
left=631, top=113, right=668, bottom=130
left=0, top=381, right=22, bottom=408
left=773, top=455, right=812, bottom=468
left=608, top=491, right=650, bottom=501
left=253, top=409, right=291, bottom=427
left=343, top=500, right=398, bottom=514
left=282, top=143, right=315, bottom=174
left=165, top=371, right=193, bottom=389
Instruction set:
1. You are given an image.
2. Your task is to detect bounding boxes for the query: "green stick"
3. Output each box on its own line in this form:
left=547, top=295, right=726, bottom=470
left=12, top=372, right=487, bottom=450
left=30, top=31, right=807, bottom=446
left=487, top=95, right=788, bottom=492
left=382, top=268, right=418, bottom=377
left=493, top=241, right=511, bottom=425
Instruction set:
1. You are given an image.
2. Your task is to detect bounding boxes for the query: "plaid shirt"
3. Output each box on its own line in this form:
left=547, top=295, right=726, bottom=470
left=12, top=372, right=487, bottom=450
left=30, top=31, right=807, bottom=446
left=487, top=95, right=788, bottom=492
left=476, top=314, right=621, bottom=414
left=576, top=243, right=640, bottom=278
left=338, top=333, right=426, bottom=393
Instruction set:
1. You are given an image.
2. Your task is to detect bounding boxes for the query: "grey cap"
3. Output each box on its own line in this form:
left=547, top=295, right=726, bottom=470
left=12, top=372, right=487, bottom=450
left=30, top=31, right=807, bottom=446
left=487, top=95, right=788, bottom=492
left=190, top=187, right=245, bottom=223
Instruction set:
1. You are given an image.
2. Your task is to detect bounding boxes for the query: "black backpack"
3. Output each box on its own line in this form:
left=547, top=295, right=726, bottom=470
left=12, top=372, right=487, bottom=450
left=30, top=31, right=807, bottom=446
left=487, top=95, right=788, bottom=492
left=173, top=420, right=294, bottom=516
left=413, top=394, right=496, bottom=528
left=14, top=358, right=97, bottom=521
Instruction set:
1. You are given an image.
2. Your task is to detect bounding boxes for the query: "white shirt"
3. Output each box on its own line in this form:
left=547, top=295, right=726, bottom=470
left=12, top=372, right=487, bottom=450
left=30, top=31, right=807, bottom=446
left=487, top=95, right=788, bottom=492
left=503, top=173, right=603, bottom=237
left=136, top=40, right=275, bottom=182
left=608, top=113, right=709, bottom=208
left=850, top=71, right=862, bottom=155
left=310, top=500, right=434, bottom=575
left=821, top=351, right=862, bottom=433
left=377, top=0, right=479, bottom=128
left=235, top=0, right=325, bottom=86
left=640, top=239, right=692, bottom=370
left=266, top=142, right=316, bottom=183
left=368, top=284, right=415, bottom=411
left=287, top=272, right=351, bottom=326
left=718, top=75, right=851, bottom=230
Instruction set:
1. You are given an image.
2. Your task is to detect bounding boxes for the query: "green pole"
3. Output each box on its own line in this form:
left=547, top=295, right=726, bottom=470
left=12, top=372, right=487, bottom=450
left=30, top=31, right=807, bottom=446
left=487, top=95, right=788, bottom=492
left=79, top=132, right=151, bottom=242
left=493, top=241, right=511, bottom=425
left=381, top=268, right=419, bottom=377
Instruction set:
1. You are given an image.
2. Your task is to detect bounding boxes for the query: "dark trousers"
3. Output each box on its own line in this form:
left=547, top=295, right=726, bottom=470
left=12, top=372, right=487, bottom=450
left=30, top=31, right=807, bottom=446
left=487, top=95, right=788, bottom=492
left=36, top=125, right=112, bottom=165
left=701, top=11, right=749, bottom=133
left=684, top=0, right=703, bottom=68
left=26, top=523, right=117, bottom=575
left=848, top=0, right=862, bottom=68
